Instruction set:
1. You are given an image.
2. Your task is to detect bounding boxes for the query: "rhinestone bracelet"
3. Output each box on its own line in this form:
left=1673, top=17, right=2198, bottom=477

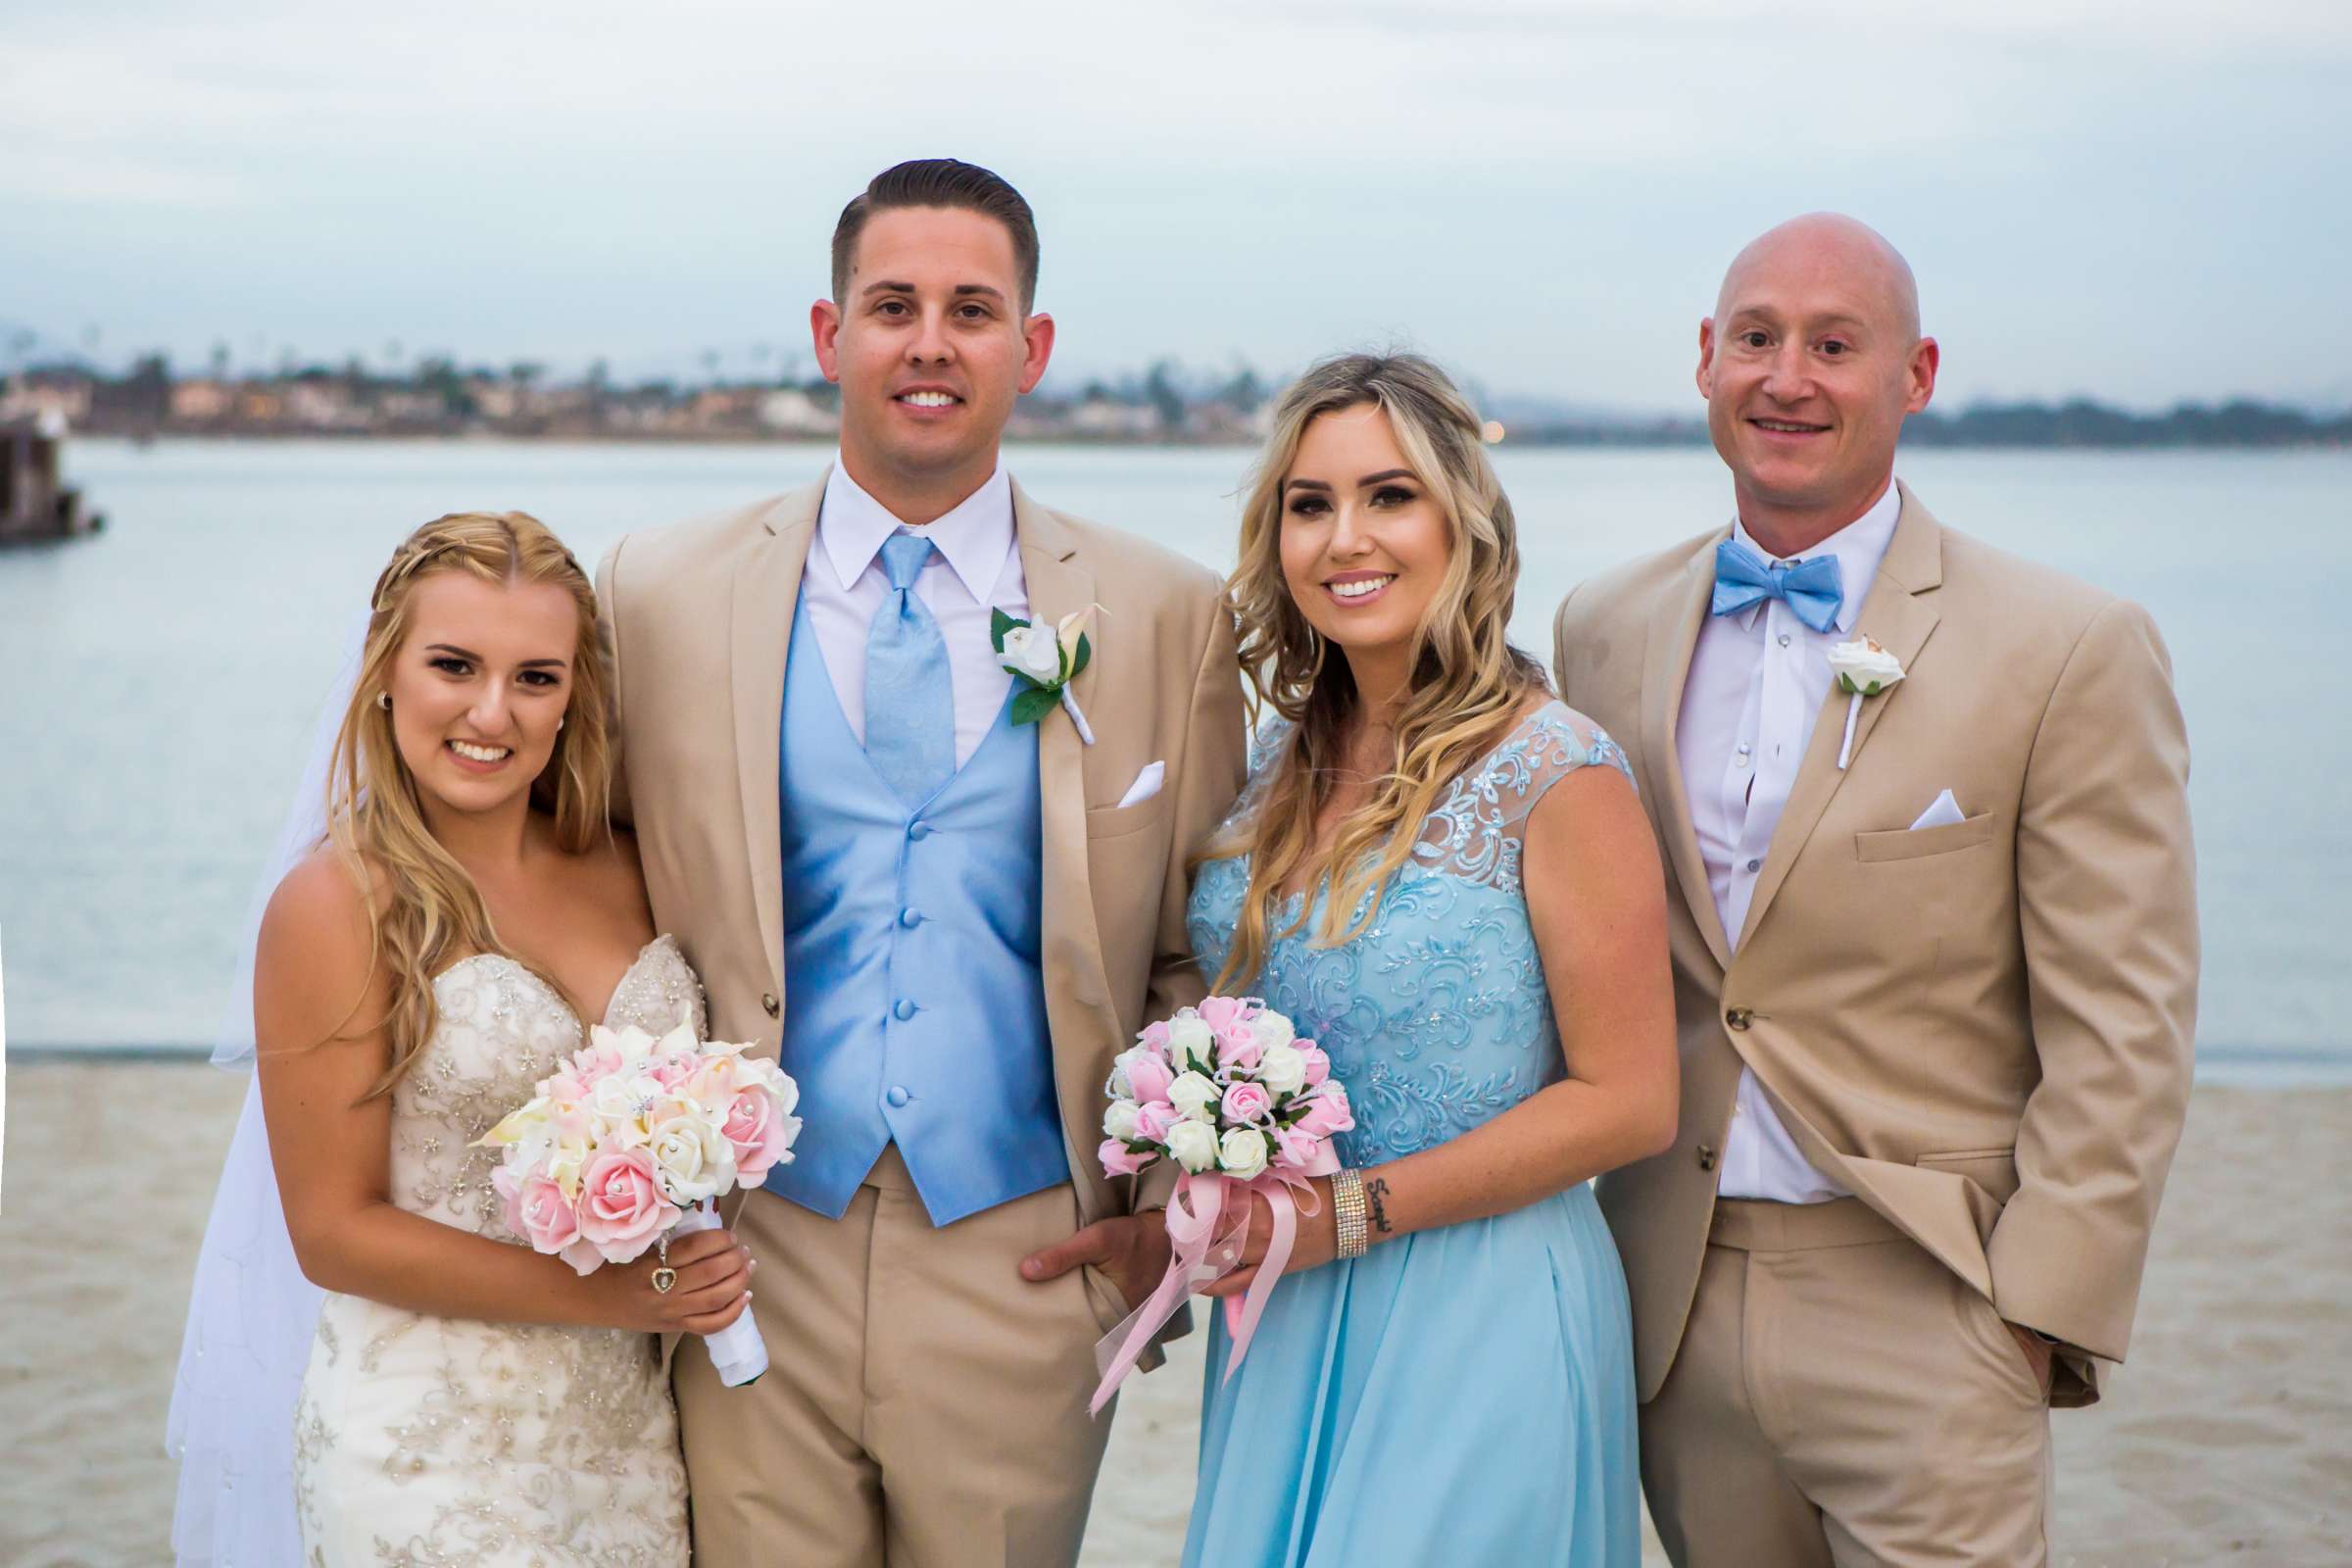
left=1330, top=1166, right=1370, bottom=1260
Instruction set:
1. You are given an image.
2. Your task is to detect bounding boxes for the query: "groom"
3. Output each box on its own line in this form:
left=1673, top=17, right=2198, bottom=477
left=597, top=159, right=1247, bottom=1565
left=1554, top=215, right=2197, bottom=1564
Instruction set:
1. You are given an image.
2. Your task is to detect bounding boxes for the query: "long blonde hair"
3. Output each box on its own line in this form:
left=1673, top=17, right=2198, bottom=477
left=323, top=511, right=615, bottom=1099
left=1209, top=353, right=1544, bottom=993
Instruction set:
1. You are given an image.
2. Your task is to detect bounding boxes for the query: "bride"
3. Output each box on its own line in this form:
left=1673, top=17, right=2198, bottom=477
left=220, top=511, right=745, bottom=1564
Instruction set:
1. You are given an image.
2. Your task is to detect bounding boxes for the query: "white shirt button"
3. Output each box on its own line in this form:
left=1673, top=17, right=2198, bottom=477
left=1778, top=632, right=1792, bottom=648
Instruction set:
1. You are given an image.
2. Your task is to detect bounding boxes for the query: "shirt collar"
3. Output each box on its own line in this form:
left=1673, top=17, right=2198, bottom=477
left=818, top=457, right=1015, bottom=602
left=1729, top=477, right=1902, bottom=636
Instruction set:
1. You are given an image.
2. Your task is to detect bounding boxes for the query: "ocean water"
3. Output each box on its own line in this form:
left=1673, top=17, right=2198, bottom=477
left=2, top=439, right=2345, bottom=1080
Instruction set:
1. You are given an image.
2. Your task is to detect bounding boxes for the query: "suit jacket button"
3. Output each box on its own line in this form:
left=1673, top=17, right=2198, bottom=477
left=761, top=992, right=780, bottom=1018
left=1725, top=1007, right=1752, bottom=1032
left=1696, top=1144, right=1718, bottom=1171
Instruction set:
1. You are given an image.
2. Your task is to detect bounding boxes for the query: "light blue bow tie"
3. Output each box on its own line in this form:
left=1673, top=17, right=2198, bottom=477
left=1710, top=538, right=1844, bottom=635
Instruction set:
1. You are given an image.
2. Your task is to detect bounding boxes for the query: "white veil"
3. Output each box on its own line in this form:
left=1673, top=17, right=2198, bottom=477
left=165, top=613, right=366, bottom=1568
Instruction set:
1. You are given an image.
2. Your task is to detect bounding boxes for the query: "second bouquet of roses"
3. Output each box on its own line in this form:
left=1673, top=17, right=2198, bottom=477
left=1089, top=996, right=1355, bottom=1412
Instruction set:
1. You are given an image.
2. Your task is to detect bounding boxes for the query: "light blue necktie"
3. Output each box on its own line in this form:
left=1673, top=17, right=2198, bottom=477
left=1710, top=538, right=1844, bottom=635
left=864, top=533, right=956, bottom=805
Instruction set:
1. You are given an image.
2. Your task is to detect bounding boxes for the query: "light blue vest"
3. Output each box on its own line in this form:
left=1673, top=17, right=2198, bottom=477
left=761, top=598, right=1067, bottom=1225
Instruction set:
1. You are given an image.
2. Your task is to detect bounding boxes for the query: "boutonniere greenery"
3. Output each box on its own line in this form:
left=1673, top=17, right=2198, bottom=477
left=1826, top=634, right=1906, bottom=770
left=992, top=605, right=1102, bottom=745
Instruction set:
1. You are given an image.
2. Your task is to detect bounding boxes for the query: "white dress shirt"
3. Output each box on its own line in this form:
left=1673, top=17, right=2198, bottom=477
left=1677, top=479, right=1902, bottom=1203
left=802, top=458, right=1027, bottom=766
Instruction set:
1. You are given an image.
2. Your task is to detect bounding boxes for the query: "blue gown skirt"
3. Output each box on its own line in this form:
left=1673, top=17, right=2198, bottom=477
left=1181, top=1183, right=1642, bottom=1568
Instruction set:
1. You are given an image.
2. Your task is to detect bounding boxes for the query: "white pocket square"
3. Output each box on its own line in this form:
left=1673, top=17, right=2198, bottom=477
left=1909, top=789, right=1966, bottom=831
left=1115, top=761, right=1166, bottom=810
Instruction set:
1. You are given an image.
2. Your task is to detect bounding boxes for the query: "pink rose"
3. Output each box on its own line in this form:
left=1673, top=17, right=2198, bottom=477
left=1197, top=995, right=1250, bottom=1034
left=572, top=1148, right=679, bottom=1264
left=1099, top=1137, right=1155, bottom=1178
left=1133, top=1101, right=1179, bottom=1143
left=1215, top=1025, right=1262, bottom=1071
left=1221, top=1080, right=1274, bottom=1125
left=722, top=1086, right=799, bottom=1186
left=649, top=1054, right=698, bottom=1090
left=1125, top=1052, right=1175, bottom=1104
left=494, top=1165, right=589, bottom=1264
left=1271, top=1125, right=1323, bottom=1170
left=1137, top=1019, right=1172, bottom=1053
left=1298, top=1044, right=1331, bottom=1088
left=569, top=1041, right=625, bottom=1083
left=1297, top=1086, right=1356, bottom=1139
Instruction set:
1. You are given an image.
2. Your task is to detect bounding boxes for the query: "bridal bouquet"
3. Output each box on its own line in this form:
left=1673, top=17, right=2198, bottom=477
left=1089, top=997, right=1355, bottom=1412
left=475, top=1019, right=801, bottom=1388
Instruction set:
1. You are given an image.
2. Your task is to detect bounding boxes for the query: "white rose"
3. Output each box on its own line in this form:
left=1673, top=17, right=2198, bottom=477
left=650, top=1119, right=732, bottom=1203
left=1827, top=635, right=1906, bottom=696
left=1218, top=1127, right=1269, bottom=1182
left=1166, top=1014, right=1216, bottom=1073
left=1103, top=1099, right=1143, bottom=1142
left=1105, top=1047, right=1145, bottom=1101
left=1000, top=623, right=1066, bottom=685
left=1250, top=1011, right=1295, bottom=1053
left=1167, top=1119, right=1220, bottom=1173
left=1257, top=1042, right=1306, bottom=1097
left=1168, top=1071, right=1221, bottom=1122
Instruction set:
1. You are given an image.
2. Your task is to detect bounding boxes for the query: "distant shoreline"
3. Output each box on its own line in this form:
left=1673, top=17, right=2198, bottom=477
left=49, top=426, right=2352, bottom=453
left=16, top=1041, right=2346, bottom=1084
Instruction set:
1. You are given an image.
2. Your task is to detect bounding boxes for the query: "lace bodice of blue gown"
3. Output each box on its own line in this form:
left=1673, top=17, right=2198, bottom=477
left=1181, top=701, right=1643, bottom=1568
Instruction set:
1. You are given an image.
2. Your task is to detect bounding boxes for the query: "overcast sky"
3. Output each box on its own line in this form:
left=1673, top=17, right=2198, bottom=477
left=5, top=0, right=2348, bottom=413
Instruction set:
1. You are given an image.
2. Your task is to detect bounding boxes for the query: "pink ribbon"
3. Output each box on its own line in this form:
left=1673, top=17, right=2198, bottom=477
left=1088, top=1148, right=1335, bottom=1415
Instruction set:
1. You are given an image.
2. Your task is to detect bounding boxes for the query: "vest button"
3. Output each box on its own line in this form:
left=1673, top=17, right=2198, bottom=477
left=907, top=821, right=932, bottom=841
left=899, top=907, right=922, bottom=928
left=885, top=1086, right=910, bottom=1108
left=893, top=999, right=916, bottom=1021
left=1696, top=1143, right=1718, bottom=1171
left=1725, top=1007, right=1752, bottom=1032
left=761, top=992, right=780, bottom=1018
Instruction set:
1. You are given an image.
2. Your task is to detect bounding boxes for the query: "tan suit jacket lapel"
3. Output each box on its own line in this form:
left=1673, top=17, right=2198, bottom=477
left=1012, top=481, right=1122, bottom=1173
left=1736, top=485, right=1943, bottom=951
left=1642, top=531, right=1736, bottom=973
left=729, top=480, right=822, bottom=1021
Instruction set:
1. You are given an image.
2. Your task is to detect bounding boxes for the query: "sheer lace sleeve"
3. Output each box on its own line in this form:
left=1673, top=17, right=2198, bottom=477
left=1409, top=703, right=1633, bottom=893
left=1208, top=714, right=1297, bottom=842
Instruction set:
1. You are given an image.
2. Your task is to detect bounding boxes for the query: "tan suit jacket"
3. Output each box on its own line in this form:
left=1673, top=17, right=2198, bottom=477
left=595, top=472, right=1247, bottom=1241
left=1553, top=483, right=2196, bottom=1409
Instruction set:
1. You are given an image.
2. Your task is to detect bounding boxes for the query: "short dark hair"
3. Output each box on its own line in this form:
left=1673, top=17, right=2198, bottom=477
left=830, top=159, right=1040, bottom=313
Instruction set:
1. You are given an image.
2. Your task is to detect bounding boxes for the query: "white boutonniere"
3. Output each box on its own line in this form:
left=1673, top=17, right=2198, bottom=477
left=992, top=605, right=1102, bottom=744
left=1826, top=635, right=1905, bottom=769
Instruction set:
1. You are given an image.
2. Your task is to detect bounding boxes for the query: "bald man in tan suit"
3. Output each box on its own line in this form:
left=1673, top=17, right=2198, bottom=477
left=1553, top=216, right=2196, bottom=1566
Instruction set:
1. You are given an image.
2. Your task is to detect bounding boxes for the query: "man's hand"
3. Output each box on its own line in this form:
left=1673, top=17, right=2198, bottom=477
left=2005, top=1320, right=2057, bottom=1399
left=1019, top=1213, right=1173, bottom=1307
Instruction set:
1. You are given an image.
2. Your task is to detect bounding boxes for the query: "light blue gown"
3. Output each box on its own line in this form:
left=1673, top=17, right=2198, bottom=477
left=1181, top=702, right=1642, bottom=1568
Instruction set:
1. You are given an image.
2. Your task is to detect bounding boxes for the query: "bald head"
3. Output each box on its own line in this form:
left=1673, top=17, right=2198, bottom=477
left=1716, top=213, right=1920, bottom=344
left=1696, top=212, right=1939, bottom=553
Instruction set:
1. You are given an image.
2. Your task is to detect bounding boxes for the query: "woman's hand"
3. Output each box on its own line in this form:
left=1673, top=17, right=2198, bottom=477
left=583, top=1226, right=755, bottom=1335
left=1199, top=1177, right=1339, bottom=1298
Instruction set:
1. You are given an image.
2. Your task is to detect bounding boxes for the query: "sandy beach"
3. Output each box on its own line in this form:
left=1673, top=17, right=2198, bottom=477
left=1, top=1064, right=2344, bottom=1566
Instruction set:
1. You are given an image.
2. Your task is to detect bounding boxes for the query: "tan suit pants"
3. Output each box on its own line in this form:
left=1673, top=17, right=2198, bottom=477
left=1642, top=1199, right=2052, bottom=1568
left=674, top=1149, right=1125, bottom=1568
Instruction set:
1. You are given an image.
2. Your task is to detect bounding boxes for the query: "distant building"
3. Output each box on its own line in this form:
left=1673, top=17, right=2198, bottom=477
left=0, top=419, right=103, bottom=542
left=759, top=387, right=838, bottom=436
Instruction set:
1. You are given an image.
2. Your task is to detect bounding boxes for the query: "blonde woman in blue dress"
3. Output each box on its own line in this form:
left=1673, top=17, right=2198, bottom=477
left=1183, top=355, right=1677, bottom=1566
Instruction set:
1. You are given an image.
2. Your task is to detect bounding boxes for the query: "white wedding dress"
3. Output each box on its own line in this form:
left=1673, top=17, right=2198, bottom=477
left=291, top=936, right=702, bottom=1567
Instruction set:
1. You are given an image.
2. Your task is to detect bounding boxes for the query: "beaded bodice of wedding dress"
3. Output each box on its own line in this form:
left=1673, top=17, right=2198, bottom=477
left=292, top=936, right=704, bottom=1567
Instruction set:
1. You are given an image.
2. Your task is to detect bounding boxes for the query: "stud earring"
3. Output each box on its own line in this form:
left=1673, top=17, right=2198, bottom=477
left=376, top=692, right=391, bottom=710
